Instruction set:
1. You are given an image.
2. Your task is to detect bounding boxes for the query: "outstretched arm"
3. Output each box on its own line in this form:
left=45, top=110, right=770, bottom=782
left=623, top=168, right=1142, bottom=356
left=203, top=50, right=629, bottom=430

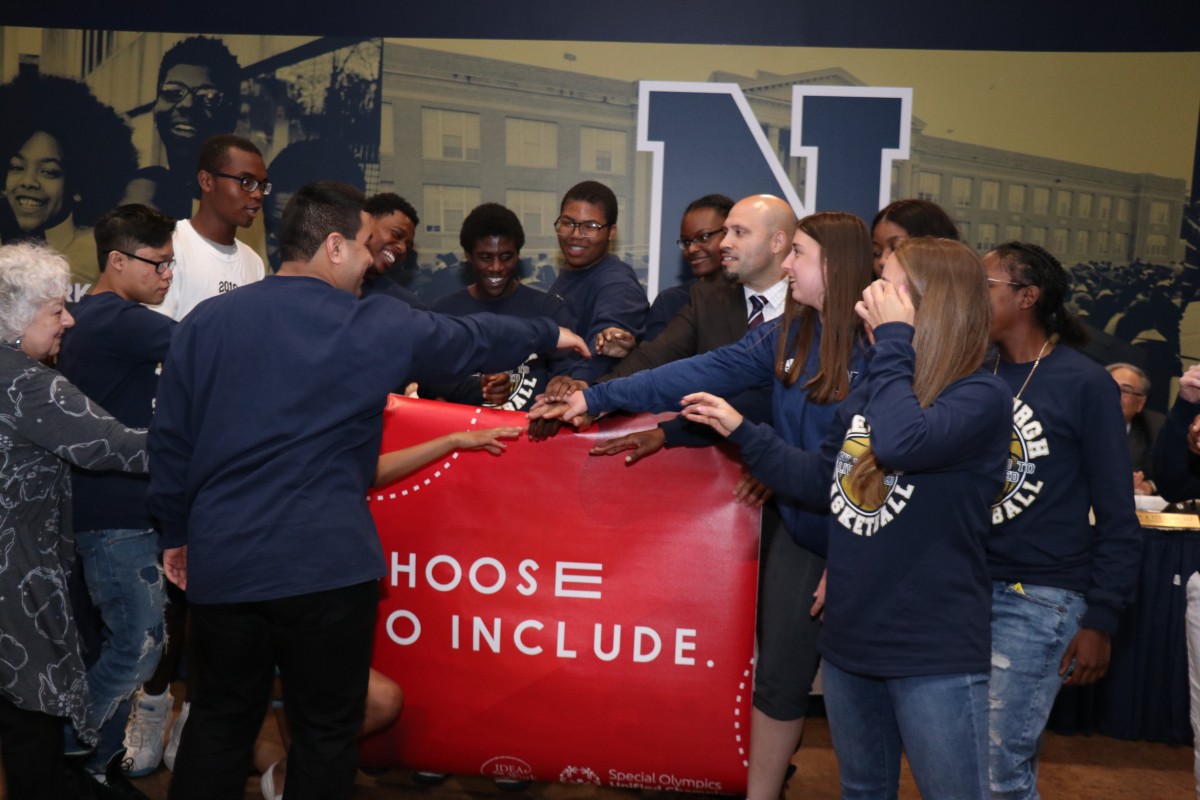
left=374, top=426, right=523, bottom=486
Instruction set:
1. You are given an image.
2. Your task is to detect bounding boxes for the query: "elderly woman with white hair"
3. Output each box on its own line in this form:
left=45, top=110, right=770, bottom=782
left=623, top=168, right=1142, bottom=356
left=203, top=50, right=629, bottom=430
left=0, top=241, right=149, bottom=798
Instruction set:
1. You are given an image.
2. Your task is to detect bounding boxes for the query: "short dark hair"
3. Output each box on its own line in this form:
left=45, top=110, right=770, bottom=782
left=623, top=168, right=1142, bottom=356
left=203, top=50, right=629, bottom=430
left=280, top=181, right=365, bottom=264
left=364, top=193, right=420, bottom=227
left=94, top=204, right=177, bottom=272
left=561, top=181, right=618, bottom=226
left=684, top=193, right=734, bottom=217
left=197, top=134, right=262, bottom=175
left=871, top=199, right=959, bottom=240
left=460, top=203, right=525, bottom=253
left=157, top=36, right=241, bottom=128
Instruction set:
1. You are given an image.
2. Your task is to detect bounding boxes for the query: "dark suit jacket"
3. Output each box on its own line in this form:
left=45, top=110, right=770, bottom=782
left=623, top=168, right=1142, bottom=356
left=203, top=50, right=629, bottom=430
left=603, top=279, right=747, bottom=380
left=1129, top=408, right=1166, bottom=481
left=598, top=279, right=771, bottom=446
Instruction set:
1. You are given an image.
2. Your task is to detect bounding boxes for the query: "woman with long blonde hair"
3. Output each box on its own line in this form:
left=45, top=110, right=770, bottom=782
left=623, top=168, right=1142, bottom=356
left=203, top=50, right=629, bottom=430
left=679, top=237, right=1011, bottom=800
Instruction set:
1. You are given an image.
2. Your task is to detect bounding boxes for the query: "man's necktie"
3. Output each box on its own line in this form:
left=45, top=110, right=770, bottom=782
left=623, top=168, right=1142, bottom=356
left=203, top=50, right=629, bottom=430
left=748, top=295, right=767, bottom=330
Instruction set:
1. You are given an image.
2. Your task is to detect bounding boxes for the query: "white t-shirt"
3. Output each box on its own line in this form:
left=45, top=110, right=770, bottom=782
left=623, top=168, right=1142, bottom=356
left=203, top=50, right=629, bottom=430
left=155, top=219, right=265, bottom=321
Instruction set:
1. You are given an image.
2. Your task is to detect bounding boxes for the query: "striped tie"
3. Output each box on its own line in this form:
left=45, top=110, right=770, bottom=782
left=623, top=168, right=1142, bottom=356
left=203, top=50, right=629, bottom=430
left=747, top=295, right=766, bottom=330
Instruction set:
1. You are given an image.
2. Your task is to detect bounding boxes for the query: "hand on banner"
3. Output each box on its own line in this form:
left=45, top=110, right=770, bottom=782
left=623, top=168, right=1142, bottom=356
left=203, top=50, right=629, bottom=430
left=1060, top=627, right=1111, bottom=685
left=528, top=391, right=593, bottom=426
left=452, top=426, right=524, bottom=455
left=542, top=375, right=589, bottom=402
left=589, top=427, right=665, bottom=465
left=556, top=327, right=592, bottom=359
left=527, top=418, right=564, bottom=442
left=733, top=470, right=772, bottom=507
left=480, top=373, right=513, bottom=405
left=680, top=392, right=743, bottom=437
left=163, top=546, right=187, bottom=590
left=855, top=278, right=914, bottom=331
left=595, top=327, right=636, bottom=358
left=810, top=569, right=827, bottom=618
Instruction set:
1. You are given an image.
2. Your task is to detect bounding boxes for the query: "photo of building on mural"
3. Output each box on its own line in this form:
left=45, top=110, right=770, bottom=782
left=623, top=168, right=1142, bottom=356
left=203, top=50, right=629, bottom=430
left=0, top=21, right=1197, bottom=800
left=0, top=31, right=1194, bottom=410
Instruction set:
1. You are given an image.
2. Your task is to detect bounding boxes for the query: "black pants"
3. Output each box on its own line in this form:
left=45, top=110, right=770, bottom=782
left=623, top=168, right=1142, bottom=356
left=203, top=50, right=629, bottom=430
left=168, top=581, right=379, bottom=800
left=0, top=695, right=69, bottom=800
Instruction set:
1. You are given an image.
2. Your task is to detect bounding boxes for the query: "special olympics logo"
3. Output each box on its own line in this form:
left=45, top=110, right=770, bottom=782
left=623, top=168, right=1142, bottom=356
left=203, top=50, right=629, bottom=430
left=559, top=765, right=601, bottom=785
left=481, top=756, right=533, bottom=781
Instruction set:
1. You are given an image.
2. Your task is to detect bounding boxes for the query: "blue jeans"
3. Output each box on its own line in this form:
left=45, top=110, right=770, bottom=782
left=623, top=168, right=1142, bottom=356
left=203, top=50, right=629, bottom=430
left=823, top=660, right=989, bottom=800
left=74, top=528, right=166, bottom=772
left=988, top=581, right=1087, bottom=800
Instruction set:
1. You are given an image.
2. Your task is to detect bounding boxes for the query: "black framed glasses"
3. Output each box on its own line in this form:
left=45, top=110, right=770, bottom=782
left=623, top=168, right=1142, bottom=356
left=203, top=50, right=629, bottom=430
left=554, top=217, right=610, bottom=238
left=157, top=81, right=225, bottom=110
left=209, top=171, right=273, bottom=196
left=1116, top=384, right=1145, bottom=398
left=676, top=227, right=727, bottom=250
left=111, top=250, right=175, bottom=274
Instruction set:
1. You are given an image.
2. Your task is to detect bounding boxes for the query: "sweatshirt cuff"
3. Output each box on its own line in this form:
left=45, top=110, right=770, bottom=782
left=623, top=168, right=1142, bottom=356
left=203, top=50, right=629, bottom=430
left=1170, top=396, right=1200, bottom=425
left=727, top=418, right=768, bottom=455
left=159, top=521, right=187, bottom=550
left=1080, top=603, right=1121, bottom=636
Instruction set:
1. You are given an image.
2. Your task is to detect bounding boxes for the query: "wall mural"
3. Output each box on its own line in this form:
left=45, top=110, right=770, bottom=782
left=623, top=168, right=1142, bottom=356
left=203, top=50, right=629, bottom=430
left=1, top=30, right=1194, bottom=411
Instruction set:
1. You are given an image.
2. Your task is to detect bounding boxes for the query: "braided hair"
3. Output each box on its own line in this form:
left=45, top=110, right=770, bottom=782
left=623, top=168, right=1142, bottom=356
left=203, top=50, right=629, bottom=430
left=989, top=241, right=1089, bottom=347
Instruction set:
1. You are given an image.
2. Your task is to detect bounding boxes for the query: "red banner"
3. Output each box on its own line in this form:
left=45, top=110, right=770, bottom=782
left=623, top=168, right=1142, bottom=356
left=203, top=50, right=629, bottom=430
left=361, top=396, right=759, bottom=793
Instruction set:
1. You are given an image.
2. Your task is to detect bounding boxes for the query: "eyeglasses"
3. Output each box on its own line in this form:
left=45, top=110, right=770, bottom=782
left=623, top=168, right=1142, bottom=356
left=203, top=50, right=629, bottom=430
left=111, top=250, right=175, bottom=274
left=554, top=217, right=611, bottom=238
left=209, top=171, right=273, bottom=196
left=1116, top=385, right=1145, bottom=398
left=157, top=81, right=225, bottom=110
left=987, top=277, right=1028, bottom=288
left=676, top=227, right=727, bottom=250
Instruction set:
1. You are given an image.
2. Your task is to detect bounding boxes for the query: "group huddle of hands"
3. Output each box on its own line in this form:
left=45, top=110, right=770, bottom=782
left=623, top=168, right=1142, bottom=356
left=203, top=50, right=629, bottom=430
left=469, top=275, right=919, bottom=500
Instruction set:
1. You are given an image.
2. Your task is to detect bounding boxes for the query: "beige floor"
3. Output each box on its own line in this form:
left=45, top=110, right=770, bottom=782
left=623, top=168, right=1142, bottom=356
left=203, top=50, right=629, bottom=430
left=2, top=706, right=1192, bottom=798
left=123, top=711, right=1193, bottom=800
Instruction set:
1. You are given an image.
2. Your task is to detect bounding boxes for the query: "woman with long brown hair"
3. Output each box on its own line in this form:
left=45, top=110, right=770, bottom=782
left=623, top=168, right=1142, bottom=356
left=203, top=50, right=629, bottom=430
left=532, top=210, right=873, bottom=800
left=678, top=237, right=1011, bottom=799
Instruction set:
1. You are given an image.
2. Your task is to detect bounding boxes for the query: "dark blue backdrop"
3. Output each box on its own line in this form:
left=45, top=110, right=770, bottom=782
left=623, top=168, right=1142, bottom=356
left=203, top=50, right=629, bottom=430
left=1, top=1, right=1195, bottom=52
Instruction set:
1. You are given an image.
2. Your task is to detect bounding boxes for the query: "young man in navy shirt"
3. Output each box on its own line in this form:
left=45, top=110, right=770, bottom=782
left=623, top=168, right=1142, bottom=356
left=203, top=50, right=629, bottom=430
left=549, top=180, right=648, bottom=382
left=58, top=203, right=178, bottom=797
left=148, top=181, right=587, bottom=799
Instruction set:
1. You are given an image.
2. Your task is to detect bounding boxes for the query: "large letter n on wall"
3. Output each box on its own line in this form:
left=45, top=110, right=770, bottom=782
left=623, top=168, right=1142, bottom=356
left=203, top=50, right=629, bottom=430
left=638, top=81, right=911, bottom=295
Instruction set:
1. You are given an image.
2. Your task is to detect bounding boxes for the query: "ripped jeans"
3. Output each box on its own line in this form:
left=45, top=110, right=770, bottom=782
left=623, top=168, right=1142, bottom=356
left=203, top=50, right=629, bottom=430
left=74, top=528, right=166, bottom=772
left=987, top=581, right=1086, bottom=800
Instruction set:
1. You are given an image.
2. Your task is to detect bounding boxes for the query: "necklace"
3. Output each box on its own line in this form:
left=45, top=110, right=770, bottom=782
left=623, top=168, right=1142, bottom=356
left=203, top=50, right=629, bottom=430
left=994, top=339, right=1050, bottom=400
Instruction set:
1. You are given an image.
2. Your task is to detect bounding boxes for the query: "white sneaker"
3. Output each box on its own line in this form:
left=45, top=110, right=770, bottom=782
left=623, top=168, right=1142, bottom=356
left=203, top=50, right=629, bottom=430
left=163, top=700, right=190, bottom=772
left=123, top=689, right=172, bottom=777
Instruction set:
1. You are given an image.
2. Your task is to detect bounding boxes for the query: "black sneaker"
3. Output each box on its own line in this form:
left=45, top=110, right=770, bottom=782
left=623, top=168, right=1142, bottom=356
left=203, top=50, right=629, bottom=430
left=87, top=749, right=150, bottom=800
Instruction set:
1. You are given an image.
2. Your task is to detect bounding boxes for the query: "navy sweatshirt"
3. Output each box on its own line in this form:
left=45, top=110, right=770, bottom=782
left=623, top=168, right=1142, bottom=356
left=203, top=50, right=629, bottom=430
left=424, top=283, right=576, bottom=410
left=1152, top=395, right=1200, bottom=502
left=58, top=292, right=175, bottom=531
left=148, top=275, right=560, bottom=603
left=730, top=323, right=1012, bottom=677
left=988, top=345, right=1141, bottom=634
left=549, top=253, right=648, bottom=382
left=584, top=314, right=865, bottom=556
